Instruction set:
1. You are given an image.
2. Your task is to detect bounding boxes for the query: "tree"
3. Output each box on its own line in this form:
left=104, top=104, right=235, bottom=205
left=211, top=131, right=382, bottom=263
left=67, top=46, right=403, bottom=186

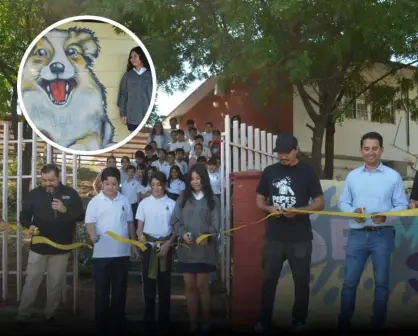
left=145, top=92, right=162, bottom=127
left=0, top=0, right=46, bottom=198
left=81, top=0, right=199, bottom=93
left=83, top=0, right=418, bottom=177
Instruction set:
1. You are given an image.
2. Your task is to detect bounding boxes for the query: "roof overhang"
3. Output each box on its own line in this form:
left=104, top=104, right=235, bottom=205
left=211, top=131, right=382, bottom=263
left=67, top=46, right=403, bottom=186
left=163, top=76, right=218, bottom=122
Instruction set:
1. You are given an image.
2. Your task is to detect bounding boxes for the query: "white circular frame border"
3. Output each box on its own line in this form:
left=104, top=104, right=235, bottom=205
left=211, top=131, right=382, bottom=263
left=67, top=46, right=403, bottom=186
left=17, top=15, right=157, bottom=156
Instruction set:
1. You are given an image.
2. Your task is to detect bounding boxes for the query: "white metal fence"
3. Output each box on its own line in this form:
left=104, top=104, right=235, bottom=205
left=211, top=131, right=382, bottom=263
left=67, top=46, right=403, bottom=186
left=220, top=115, right=279, bottom=296
left=0, top=122, right=79, bottom=315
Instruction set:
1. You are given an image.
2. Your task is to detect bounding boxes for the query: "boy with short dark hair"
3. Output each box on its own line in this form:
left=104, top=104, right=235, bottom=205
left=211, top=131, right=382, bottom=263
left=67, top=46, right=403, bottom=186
left=121, top=165, right=143, bottom=229
left=145, top=145, right=158, bottom=162
left=85, top=167, right=139, bottom=334
left=202, top=122, right=213, bottom=147
left=174, top=148, right=188, bottom=175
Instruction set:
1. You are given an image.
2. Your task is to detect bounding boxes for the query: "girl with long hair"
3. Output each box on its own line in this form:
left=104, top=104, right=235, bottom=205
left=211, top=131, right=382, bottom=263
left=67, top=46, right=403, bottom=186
left=166, top=165, right=185, bottom=201
left=117, top=46, right=153, bottom=131
left=171, top=164, right=220, bottom=333
left=136, top=171, right=177, bottom=332
left=147, top=121, right=167, bottom=150
left=136, top=164, right=150, bottom=199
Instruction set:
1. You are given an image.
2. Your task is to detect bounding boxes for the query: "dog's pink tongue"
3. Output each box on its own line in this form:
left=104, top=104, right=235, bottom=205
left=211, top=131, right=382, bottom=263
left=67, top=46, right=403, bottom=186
left=50, top=80, right=66, bottom=102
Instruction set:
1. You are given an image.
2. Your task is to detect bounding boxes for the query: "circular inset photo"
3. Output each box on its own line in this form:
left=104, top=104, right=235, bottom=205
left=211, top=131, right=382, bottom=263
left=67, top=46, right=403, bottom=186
left=17, top=15, right=157, bottom=155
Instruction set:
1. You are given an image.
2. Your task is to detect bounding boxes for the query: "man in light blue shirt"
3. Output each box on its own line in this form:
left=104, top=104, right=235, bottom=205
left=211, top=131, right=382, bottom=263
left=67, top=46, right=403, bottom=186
left=338, top=132, right=408, bottom=329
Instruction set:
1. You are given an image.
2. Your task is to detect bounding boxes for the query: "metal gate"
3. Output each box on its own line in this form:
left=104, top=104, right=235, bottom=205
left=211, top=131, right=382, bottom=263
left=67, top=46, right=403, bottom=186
left=1, top=121, right=79, bottom=315
left=220, top=115, right=279, bottom=298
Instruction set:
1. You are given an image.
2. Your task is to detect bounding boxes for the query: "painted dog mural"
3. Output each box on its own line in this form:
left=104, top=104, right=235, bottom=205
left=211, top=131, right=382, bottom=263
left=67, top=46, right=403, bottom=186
left=21, top=27, right=115, bottom=151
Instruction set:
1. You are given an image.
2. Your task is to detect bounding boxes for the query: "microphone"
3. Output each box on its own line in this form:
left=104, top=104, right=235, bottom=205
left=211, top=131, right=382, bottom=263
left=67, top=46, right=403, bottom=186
left=48, top=190, right=58, bottom=218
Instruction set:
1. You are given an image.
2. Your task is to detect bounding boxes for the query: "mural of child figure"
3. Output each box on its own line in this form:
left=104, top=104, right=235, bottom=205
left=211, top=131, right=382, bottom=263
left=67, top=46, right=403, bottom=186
left=118, top=46, right=153, bottom=132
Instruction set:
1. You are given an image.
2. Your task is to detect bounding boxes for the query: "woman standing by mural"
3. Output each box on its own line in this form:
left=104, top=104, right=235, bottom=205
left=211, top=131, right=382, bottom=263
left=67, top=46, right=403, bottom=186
left=171, top=164, right=220, bottom=333
left=117, top=46, right=153, bottom=132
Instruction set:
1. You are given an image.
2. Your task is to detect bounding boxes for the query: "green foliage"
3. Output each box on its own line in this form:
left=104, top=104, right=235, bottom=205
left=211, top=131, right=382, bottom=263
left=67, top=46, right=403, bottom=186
left=0, top=0, right=46, bottom=121
left=32, top=0, right=418, bottom=175
left=145, top=97, right=162, bottom=127
left=82, top=0, right=418, bottom=115
left=0, top=160, right=18, bottom=215
left=81, top=0, right=199, bottom=94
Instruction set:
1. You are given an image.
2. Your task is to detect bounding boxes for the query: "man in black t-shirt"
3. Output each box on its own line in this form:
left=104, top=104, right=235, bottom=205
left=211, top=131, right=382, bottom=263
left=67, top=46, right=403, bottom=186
left=409, top=171, right=418, bottom=208
left=254, top=134, right=324, bottom=332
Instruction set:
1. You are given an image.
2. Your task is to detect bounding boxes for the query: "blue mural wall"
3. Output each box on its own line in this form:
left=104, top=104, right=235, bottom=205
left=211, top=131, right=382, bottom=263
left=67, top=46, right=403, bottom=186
left=274, top=181, right=418, bottom=325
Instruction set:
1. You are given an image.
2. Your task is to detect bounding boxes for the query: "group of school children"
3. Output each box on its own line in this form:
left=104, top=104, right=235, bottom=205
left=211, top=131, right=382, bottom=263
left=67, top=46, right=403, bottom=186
left=86, top=118, right=223, bottom=334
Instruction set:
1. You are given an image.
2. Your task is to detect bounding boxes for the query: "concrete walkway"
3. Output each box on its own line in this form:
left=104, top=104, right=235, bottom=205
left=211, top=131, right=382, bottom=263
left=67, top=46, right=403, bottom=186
left=0, top=273, right=229, bottom=334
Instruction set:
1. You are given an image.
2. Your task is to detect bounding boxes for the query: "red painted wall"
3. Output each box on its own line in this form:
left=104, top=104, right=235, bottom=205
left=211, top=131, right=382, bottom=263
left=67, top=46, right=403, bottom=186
left=178, top=81, right=293, bottom=135
left=230, top=171, right=265, bottom=327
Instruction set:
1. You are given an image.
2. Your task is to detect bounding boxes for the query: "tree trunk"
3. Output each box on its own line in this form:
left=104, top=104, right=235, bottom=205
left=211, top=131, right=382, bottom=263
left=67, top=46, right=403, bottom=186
left=323, top=117, right=336, bottom=179
left=310, top=116, right=327, bottom=178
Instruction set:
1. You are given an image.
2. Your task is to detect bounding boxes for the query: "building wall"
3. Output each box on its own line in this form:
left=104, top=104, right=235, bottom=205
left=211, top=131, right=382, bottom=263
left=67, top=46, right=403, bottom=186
left=232, top=176, right=418, bottom=327
left=274, top=180, right=417, bottom=326
left=178, top=82, right=294, bottom=135
left=21, top=21, right=142, bottom=146
left=293, top=64, right=418, bottom=178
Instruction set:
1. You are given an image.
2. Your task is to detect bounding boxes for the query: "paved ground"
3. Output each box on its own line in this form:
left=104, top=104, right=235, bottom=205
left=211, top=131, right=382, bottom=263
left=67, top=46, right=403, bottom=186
left=0, top=272, right=230, bottom=335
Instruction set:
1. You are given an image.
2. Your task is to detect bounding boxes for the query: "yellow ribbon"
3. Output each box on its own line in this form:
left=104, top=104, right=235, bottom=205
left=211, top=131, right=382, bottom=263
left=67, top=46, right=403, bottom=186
left=0, top=223, right=39, bottom=236
left=4, top=206, right=417, bottom=249
left=31, top=236, right=92, bottom=250
left=195, top=207, right=418, bottom=245
left=105, top=231, right=147, bottom=252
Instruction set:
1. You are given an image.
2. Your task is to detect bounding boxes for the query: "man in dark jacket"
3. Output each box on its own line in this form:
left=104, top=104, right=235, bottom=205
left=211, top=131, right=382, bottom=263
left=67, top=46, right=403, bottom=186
left=17, top=164, right=84, bottom=327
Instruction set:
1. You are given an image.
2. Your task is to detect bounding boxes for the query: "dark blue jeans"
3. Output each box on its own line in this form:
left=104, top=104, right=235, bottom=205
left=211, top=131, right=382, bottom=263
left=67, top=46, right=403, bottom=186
left=93, top=257, right=130, bottom=334
left=339, top=227, right=395, bottom=328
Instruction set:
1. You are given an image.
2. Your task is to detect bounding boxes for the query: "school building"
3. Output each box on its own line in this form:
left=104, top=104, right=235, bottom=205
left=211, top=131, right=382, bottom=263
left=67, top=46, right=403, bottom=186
left=163, top=63, right=418, bottom=179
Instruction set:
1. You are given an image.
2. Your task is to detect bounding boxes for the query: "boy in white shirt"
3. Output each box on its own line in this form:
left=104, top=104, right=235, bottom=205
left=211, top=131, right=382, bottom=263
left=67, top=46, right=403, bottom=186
left=151, top=149, right=171, bottom=178
left=201, top=122, right=213, bottom=147
left=207, top=157, right=222, bottom=200
left=171, top=130, right=191, bottom=156
left=85, top=167, right=139, bottom=334
left=121, top=165, right=143, bottom=229
left=190, top=135, right=211, bottom=159
left=189, top=143, right=210, bottom=169
left=186, top=126, right=198, bottom=145
left=174, top=148, right=188, bottom=175
left=184, top=119, right=197, bottom=140
left=167, top=130, right=178, bottom=151
left=136, top=171, right=177, bottom=332
left=164, top=117, right=178, bottom=135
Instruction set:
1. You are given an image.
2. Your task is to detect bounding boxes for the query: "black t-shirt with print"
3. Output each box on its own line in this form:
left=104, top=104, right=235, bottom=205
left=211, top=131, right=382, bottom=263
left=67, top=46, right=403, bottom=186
left=411, top=171, right=418, bottom=200
left=256, top=161, right=323, bottom=242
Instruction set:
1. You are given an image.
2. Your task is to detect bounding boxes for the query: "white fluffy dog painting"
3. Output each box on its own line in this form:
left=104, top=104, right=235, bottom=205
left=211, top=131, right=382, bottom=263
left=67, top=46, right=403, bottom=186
left=21, top=27, right=115, bottom=151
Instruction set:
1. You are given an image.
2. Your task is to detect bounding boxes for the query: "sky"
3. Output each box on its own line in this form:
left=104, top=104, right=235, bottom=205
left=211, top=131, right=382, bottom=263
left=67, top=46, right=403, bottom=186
left=156, top=80, right=203, bottom=117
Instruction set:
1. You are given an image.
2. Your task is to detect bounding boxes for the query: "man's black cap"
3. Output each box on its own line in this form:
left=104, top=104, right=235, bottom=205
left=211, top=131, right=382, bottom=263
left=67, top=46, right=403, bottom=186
left=273, top=133, right=298, bottom=153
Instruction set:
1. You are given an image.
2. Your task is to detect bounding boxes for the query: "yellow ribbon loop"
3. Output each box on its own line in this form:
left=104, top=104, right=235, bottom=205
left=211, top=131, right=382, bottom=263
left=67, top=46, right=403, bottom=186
left=32, top=236, right=92, bottom=250
left=105, top=231, right=147, bottom=252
